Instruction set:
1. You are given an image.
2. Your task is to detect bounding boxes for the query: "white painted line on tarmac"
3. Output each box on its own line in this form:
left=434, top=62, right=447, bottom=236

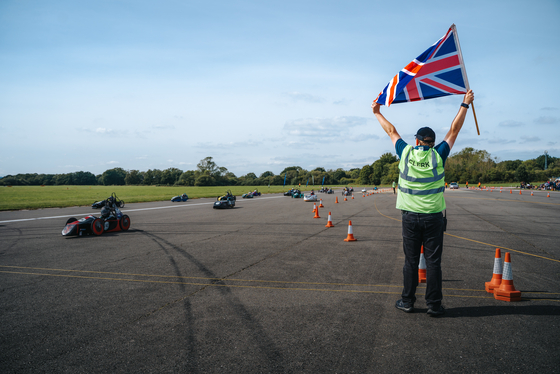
left=0, top=195, right=286, bottom=224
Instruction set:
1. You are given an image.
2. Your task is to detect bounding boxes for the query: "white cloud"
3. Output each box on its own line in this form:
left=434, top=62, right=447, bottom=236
left=499, top=120, right=523, bottom=127
left=520, top=136, right=540, bottom=143
left=534, top=116, right=559, bottom=125
left=285, top=91, right=325, bottom=103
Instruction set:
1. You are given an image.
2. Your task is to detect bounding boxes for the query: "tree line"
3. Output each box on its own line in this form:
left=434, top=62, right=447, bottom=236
left=1, top=151, right=558, bottom=187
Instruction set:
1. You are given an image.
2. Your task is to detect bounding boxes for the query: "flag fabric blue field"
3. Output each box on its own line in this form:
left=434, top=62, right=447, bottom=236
left=374, top=24, right=469, bottom=107
left=322, top=176, right=325, bottom=186
left=283, top=173, right=287, bottom=187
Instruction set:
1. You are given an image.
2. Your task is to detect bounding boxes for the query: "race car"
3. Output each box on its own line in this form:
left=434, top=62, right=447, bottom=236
left=284, top=188, right=296, bottom=196
left=171, top=193, right=189, bottom=202
left=213, top=190, right=236, bottom=209
left=449, top=182, right=459, bottom=189
left=303, top=194, right=318, bottom=202
left=92, top=192, right=125, bottom=209
left=242, top=192, right=254, bottom=198
left=292, top=190, right=304, bottom=198
left=63, top=194, right=130, bottom=236
left=252, top=189, right=261, bottom=197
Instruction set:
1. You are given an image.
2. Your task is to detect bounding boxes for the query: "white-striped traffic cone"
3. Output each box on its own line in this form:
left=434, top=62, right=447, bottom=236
left=418, top=245, right=426, bottom=283
left=485, top=248, right=502, bottom=293
left=325, top=212, right=334, bottom=227
left=343, top=221, right=357, bottom=242
left=494, top=252, right=521, bottom=302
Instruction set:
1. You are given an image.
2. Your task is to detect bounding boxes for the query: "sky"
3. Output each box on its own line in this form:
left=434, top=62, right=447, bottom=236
left=1, top=0, right=559, bottom=178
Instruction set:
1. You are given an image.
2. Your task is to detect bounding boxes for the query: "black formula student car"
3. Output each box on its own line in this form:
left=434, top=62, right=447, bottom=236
left=63, top=194, right=130, bottom=236
left=213, top=190, right=236, bottom=209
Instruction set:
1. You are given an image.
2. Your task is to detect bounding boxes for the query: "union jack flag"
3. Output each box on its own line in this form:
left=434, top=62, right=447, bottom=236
left=375, top=24, right=469, bottom=106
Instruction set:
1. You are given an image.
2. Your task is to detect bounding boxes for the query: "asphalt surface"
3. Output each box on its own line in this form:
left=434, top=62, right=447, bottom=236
left=1, top=188, right=559, bottom=373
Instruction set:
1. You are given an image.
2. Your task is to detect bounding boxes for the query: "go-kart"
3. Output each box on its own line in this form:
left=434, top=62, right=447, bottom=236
left=284, top=188, right=296, bottom=196
left=171, top=193, right=189, bottom=202
left=92, top=192, right=125, bottom=209
left=63, top=194, right=130, bottom=236
left=252, top=189, right=261, bottom=197
left=242, top=192, right=254, bottom=198
left=342, top=187, right=353, bottom=196
left=303, top=194, right=318, bottom=202
left=213, top=190, right=236, bottom=209
left=292, top=190, right=304, bottom=198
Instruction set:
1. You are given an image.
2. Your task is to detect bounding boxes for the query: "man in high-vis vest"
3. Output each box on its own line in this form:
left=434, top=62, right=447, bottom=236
left=371, top=90, right=474, bottom=317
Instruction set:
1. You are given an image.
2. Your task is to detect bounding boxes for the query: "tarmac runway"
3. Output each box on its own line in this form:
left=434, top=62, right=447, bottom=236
left=1, top=188, right=559, bottom=373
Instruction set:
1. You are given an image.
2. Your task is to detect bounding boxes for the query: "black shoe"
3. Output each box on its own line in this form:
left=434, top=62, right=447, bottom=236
left=395, top=299, right=414, bottom=313
left=427, top=305, right=445, bottom=317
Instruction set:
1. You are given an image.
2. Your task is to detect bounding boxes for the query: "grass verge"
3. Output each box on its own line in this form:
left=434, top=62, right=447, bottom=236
left=0, top=185, right=369, bottom=211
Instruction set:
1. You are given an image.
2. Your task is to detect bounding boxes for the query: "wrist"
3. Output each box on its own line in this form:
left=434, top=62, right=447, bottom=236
left=460, top=103, right=469, bottom=109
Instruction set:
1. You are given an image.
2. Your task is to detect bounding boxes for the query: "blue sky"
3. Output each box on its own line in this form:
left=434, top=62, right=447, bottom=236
left=1, top=0, right=559, bottom=177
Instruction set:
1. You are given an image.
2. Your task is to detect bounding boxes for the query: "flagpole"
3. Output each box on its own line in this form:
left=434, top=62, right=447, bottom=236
left=452, top=24, right=480, bottom=136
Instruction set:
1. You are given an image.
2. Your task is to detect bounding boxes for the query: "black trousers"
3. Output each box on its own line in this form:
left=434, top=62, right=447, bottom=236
left=400, top=210, right=444, bottom=308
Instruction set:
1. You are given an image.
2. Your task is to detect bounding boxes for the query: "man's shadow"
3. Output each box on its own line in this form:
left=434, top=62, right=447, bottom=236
left=442, top=304, right=560, bottom=318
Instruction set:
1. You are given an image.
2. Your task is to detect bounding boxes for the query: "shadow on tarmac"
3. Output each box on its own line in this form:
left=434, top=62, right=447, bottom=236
left=444, top=304, right=560, bottom=318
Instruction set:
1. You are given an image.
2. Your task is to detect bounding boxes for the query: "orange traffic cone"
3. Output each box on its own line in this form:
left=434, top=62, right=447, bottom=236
left=494, top=252, right=521, bottom=302
left=485, top=248, right=503, bottom=293
left=519, top=190, right=522, bottom=195
left=351, top=194, right=354, bottom=199
left=313, top=206, right=321, bottom=219
left=335, top=196, right=339, bottom=204
left=344, top=196, right=347, bottom=201
left=547, top=192, right=550, bottom=198
left=325, top=212, right=334, bottom=227
left=510, top=189, right=513, bottom=194
left=531, top=191, right=534, bottom=196
left=319, top=199, right=324, bottom=208
left=343, top=221, right=357, bottom=241
left=312, top=203, right=317, bottom=212
left=500, top=189, right=502, bottom=193
left=418, top=245, right=426, bottom=283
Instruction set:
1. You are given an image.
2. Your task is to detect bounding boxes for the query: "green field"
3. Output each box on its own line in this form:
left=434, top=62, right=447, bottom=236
left=0, top=185, right=366, bottom=211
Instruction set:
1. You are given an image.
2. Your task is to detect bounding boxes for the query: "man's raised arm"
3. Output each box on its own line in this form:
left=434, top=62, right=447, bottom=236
left=443, top=90, right=474, bottom=150
left=371, top=102, right=402, bottom=146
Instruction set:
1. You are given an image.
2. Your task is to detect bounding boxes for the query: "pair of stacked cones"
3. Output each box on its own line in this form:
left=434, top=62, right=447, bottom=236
left=485, top=248, right=521, bottom=302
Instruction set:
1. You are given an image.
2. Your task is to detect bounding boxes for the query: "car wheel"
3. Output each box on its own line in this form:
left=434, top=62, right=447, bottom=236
left=91, top=218, right=104, bottom=236
left=120, top=215, right=131, bottom=231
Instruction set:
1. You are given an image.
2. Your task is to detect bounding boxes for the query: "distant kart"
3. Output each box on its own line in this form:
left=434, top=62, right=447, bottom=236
left=242, top=192, right=254, bottom=198
left=213, top=190, right=236, bottom=209
left=303, top=194, right=318, bottom=202
left=171, top=193, right=189, bottom=202
left=284, top=188, right=296, bottom=196
left=92, top=193, right=125, bottom=209
left=326, top=188, right=334, bottom=194
left=252, top=189, right=261, bottom=197
left=292, top=190, right=304, bottom=198
left=64, top=193, right=130, bottom=237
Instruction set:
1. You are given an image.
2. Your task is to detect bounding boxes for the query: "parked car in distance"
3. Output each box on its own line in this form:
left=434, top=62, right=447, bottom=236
left=449, top=182, right=459, bottom=189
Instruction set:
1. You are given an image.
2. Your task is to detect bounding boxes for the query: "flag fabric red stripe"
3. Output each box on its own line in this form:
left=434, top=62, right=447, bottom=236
left=374, top=25, right=468, bottom=106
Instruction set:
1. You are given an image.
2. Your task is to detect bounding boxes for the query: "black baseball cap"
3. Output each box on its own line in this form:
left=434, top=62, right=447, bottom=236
left=415, top=127, right=436, bottom=142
